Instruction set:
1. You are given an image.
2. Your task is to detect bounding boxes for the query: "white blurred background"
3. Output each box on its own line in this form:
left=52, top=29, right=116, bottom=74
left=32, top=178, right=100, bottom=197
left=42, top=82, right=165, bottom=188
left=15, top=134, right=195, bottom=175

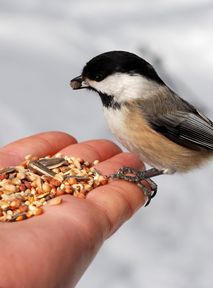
left=1, top=0, right=213, bottom=287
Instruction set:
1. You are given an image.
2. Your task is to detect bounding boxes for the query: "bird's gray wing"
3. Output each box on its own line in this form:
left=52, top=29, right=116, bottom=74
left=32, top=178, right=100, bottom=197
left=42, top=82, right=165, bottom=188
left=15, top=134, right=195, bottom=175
left=150, top=110, right=213, bottom=151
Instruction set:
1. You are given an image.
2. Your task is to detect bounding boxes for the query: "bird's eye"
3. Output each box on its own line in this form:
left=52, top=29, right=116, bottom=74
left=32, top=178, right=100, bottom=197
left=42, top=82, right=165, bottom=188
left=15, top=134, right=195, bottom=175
left=94, top=74, right=104, bottom=81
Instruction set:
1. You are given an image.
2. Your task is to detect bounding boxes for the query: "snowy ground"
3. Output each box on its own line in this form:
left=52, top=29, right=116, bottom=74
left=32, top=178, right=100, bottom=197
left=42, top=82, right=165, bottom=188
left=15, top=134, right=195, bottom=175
left=1, top=1, right=213, bottom=287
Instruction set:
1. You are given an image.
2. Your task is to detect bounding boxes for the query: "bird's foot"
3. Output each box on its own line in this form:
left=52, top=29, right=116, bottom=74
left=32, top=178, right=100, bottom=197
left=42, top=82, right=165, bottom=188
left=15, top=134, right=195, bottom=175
left=110, top=167, right=163, bottom=206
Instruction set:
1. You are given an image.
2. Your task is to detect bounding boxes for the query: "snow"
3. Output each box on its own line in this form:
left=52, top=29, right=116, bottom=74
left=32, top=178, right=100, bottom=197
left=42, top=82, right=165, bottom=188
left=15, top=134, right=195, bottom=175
left=0, top=0, right=213, bottom=287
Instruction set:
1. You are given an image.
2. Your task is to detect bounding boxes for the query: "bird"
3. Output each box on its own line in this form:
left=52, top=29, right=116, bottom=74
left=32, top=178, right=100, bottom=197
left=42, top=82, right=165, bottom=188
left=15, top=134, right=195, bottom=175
left=70, top=50, right=213, bottom=205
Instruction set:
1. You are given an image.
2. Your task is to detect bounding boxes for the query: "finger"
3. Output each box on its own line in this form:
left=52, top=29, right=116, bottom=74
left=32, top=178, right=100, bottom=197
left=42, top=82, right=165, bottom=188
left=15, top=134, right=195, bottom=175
left=59, top=139, right=122, bottom=162
left=0, top=131, right=77, bottom=167
left=95, top=151, right=143, bottom=175
left=87, top=152, right=148, bottom=237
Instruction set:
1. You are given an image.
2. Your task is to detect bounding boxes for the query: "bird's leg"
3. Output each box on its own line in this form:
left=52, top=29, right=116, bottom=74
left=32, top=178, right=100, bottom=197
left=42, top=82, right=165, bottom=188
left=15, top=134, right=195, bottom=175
left=110, top=167, right=164, bottom=206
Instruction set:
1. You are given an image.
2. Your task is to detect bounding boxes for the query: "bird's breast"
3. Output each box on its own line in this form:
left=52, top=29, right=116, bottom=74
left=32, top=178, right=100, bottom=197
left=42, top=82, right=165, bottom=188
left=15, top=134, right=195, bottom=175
left=103, top=106, right=153, bottom=163
left=103, top=107, right=132, bottom=148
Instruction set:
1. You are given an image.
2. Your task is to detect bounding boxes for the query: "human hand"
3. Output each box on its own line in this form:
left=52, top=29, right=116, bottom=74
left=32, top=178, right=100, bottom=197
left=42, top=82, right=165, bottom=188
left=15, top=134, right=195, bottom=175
left=0, top=131, right=146, bottom=288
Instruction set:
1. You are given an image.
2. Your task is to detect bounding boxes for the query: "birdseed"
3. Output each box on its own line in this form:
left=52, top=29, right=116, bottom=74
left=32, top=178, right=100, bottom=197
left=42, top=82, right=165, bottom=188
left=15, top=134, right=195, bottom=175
left=0, top=154, right=107, bottom=222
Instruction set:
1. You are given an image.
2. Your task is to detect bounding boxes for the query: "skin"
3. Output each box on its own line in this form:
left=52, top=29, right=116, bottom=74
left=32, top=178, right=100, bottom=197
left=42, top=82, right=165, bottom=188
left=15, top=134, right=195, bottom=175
left=0, top=131, right=147, bottom=288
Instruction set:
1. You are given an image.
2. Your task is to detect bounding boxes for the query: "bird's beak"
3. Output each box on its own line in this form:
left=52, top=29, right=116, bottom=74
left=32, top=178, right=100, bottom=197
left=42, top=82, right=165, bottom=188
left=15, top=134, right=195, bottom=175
left=70, top=75, right=89, bottom=90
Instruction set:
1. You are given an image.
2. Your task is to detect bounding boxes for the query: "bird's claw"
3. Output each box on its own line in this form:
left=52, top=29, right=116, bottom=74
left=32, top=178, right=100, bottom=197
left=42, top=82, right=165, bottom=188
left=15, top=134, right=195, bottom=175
left=110, top=166, right=158, bottom=206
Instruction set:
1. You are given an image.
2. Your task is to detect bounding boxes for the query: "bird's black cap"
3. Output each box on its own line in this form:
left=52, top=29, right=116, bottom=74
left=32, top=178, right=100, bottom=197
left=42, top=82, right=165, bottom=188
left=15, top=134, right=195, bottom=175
left=82, top=50, right=165, bottom=84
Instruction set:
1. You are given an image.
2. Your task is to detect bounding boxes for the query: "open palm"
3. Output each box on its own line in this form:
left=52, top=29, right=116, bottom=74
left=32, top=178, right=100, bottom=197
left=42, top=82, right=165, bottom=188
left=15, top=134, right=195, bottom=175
left=0, top=131, right=146, bottom=288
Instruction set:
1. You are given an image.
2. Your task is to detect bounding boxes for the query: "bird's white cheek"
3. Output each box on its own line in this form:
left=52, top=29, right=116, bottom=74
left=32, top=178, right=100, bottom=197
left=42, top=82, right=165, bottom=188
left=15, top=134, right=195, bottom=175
left=88, top=77, right=120, bottom=96
left=87, top=73, right=158, bottom=102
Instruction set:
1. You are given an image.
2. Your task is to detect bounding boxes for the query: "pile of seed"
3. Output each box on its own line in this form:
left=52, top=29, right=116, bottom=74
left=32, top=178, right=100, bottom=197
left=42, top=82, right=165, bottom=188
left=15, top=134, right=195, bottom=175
left=0, top=154, right=107, bottom=222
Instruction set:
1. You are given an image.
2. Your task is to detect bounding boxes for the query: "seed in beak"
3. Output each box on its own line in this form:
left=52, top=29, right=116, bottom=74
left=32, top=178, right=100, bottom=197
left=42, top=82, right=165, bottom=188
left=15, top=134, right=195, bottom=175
left=70, top=75, right=83, bottom=89
left=70, top=75, right=89, bottom=90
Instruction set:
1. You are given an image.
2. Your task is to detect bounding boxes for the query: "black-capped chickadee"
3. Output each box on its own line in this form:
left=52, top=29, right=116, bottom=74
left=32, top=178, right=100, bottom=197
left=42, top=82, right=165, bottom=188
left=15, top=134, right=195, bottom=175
left=70, top=51, right=213, bottom=205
